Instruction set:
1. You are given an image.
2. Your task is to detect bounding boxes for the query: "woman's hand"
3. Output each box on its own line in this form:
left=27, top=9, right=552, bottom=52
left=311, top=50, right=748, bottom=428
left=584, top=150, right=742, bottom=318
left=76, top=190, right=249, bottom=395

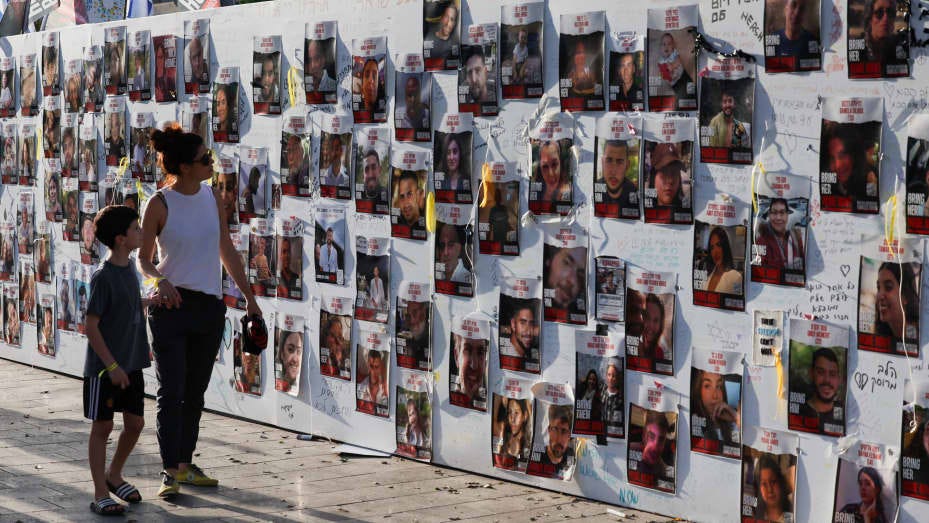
left=246, top=297, right=262, bottom=318
left=157, top=279, right=183, bottom=309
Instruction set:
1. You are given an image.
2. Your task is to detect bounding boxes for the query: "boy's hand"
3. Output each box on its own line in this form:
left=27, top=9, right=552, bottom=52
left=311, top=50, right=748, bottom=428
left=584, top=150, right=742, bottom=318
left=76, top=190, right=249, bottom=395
left=109, top=366, right=130, bottom=389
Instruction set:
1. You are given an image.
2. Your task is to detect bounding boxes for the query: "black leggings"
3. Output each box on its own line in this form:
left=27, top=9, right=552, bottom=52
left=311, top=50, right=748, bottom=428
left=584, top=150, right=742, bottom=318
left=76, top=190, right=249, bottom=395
left=149, top=288, right=226, bottom=470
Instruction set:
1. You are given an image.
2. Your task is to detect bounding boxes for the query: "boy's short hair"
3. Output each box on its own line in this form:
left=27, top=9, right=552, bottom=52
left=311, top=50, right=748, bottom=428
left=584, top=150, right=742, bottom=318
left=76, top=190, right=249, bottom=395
left=94, top=205, right=139, bottom=249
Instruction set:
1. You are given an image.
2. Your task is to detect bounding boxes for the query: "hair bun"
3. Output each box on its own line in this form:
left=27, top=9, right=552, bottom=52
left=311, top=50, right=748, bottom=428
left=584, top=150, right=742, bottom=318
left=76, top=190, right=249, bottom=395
left=149, top=123, right=184, bottom=153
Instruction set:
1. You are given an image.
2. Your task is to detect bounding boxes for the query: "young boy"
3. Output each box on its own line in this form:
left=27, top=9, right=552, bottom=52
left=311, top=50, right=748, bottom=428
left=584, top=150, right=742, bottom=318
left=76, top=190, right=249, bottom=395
left=83, top=205, right=151, bottom=515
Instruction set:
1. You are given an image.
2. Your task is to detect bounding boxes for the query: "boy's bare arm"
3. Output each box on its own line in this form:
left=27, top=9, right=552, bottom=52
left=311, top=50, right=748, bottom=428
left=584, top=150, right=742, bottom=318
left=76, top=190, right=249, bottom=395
left=86, top=314, right=129, bottom=388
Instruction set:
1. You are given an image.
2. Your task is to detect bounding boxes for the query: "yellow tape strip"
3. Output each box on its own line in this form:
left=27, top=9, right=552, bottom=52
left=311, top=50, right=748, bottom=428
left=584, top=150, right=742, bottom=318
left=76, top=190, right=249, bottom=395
left=287, top=66, right=301, bottom=108
left=750, top=161, right=764, bottom=215
left=425, top=192, right=436, bottom=233
left=479, top=163, right=492, bottom=208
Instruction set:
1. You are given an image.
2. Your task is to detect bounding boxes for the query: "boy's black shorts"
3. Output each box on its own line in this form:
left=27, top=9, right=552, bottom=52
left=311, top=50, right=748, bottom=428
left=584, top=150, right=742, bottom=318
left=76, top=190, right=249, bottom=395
left=83, top=369, right=145, bottom=421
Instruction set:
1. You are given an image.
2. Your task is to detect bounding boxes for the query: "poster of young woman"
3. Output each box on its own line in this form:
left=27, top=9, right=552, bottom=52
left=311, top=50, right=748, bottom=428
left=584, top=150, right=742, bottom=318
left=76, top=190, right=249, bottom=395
left=433, top=112, right=472, bottom=204
left=857, top=236, right=921, bottom=357
left=274, top=313, right=305, bottom=397
left=832, top=440, right=898, bottom=523
left=690, top=348, right=742, bottom=459
left=692, top=198, right=747, bottom=311
left=902, top=379, right=929, bottom=500
left=491, top=377, right=533, bottom=472
left=528, top=112, right=574, bottom=216
left=740, top=425, right=799, bottom=522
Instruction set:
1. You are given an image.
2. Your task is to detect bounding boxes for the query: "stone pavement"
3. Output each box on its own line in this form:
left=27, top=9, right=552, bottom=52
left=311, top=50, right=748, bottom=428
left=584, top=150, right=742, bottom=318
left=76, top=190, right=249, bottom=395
left=0, top=359, right=671, bottom=522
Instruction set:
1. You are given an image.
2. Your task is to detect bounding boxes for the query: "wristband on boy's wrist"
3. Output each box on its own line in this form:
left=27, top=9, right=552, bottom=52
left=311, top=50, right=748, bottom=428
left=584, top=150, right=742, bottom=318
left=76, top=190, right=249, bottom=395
left=97, top=361, right=119, bottom=378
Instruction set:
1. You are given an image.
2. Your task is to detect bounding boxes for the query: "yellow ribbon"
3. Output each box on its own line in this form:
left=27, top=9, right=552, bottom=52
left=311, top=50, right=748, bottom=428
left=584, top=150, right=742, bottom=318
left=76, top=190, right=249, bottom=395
left=287, top=66, right=301, bottom=108
left=425, top=192, right=436, bottom=233
left=479, top=163, right=493, bottom=208
left=115, top=156, right=131, bottom=181
left=775, top=348, right=786, bottom=419
left=35, top=133, right=42, bottom=161
left=883, top=194, right=898, bottom=252
left=750, top=161, right=765, bottom=215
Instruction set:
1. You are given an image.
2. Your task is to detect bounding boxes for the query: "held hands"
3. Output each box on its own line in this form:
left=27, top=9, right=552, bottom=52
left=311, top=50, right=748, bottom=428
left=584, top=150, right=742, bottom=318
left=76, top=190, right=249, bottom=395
left=109, top=366, right=129, bottom=389
left=246, top=297, right=262, bottom=318
left=155, top=279, right=183, bottom=309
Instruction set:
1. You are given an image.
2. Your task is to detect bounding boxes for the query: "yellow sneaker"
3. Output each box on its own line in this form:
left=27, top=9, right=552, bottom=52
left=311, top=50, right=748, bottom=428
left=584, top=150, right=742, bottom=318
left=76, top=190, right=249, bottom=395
left=157, top=471, right=180, bottom=498
left=178, top=464, right=219, bottom=487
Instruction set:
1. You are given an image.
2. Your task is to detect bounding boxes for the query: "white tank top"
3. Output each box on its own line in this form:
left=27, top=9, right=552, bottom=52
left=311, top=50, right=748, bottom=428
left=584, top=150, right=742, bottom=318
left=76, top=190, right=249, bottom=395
left=156, top=184, right=223, bottom=298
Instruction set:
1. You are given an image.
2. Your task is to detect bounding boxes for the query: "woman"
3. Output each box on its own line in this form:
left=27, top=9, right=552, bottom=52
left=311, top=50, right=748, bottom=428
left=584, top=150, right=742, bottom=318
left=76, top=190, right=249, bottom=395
left=579, top=369, right=603, bottom=422
left=213, top=85, right=233, bottom=135
left=0, top=70, right=12, bottom=110
left=495, top=398, right=530, bottom=462
left=140, top=123, right=260, bottom=498
left=904, top=418, right=929, bottom=484
left=213, top=168, right=238, bottom=225
left=106, top=42, right=122, bottom=91
left=837, top=466, right=888, bottom=523
left=641, top=293, right=668, bottom=361
left=534, top=140, right=571, bottom=203
left=275, top=330, right=303, bottom=393
left=45, top=173, right=61, bottom=220
left=703, top=227, right=742, bottom=294
left=754, top=455, right=792, bottom=522
left=440, top=133, right=468, bottom=192
left=691, top=369, right=738, bottom=444
left=404, top=398, right=427, bottom=447
left=873, top=262, right=919, bottom=349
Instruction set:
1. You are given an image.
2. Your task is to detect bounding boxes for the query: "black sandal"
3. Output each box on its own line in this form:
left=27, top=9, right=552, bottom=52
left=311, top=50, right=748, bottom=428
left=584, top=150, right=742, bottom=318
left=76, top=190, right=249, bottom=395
left=89, top=497, right=125, bottom=516
left=107, top=480, right=142, bottom=504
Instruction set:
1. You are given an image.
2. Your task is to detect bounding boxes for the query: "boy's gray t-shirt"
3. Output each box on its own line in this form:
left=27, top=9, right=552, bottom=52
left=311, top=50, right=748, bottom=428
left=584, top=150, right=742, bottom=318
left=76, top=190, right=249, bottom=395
left=83, top=261, right=152, bottom=376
